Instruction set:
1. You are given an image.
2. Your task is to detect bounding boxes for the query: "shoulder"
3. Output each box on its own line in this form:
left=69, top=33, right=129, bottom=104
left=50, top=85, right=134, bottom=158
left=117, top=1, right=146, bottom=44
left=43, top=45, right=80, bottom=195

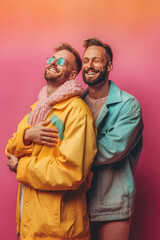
left=108, top=81, right=142, bottom=115
left=120, top=90, right=141, bottom=113
left=66, top=97, right=94, bottom=119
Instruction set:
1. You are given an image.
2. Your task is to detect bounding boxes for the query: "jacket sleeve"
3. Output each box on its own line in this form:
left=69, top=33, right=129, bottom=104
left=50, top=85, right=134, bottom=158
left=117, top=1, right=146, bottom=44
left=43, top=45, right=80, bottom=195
left=5, top=113, right=33, bottom=158
left=16, top=111, right=97, bottom=191
left=94, top=97, right=143, bottom=165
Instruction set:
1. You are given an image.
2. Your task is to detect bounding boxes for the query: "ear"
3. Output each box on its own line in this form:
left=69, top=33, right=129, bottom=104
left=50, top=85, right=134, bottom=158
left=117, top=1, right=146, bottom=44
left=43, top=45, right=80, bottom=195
left=69, top=71, right=78, bottom=80
left=107, top=62, right=113, bottom=72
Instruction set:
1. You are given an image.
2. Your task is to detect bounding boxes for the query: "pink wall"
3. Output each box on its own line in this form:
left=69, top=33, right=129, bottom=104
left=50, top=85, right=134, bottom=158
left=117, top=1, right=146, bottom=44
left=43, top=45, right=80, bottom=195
left=1, top=1, right=160, bottom=239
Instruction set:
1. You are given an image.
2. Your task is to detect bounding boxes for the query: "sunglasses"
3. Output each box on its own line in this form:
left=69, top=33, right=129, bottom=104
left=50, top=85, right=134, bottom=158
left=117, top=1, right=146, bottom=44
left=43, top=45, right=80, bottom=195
left=47, top=57, right=66, bottom=66
left=47, top=56, right=77, bottom=71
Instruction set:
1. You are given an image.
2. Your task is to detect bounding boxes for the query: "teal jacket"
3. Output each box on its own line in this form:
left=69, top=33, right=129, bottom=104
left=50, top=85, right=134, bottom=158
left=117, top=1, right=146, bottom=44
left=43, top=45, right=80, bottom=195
left=85, top=80, right=143, bottom=221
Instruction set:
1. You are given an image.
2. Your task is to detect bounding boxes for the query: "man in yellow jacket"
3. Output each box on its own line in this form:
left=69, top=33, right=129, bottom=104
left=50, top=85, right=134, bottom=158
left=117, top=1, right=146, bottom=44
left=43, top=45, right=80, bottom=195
left=6, top=43, right=97, bottom=240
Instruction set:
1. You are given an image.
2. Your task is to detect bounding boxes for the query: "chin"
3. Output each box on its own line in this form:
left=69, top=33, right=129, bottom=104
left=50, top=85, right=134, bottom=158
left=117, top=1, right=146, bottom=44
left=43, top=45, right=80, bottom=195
left=83, top=77, right=98, bottom=85
left=83, top=75, right=96, bottom=83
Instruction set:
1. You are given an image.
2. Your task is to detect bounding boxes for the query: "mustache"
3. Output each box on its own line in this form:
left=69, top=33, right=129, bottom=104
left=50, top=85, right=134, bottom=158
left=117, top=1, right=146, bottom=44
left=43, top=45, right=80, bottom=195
left=83, top=68, right=99, bottom=73
left=46, top=66, right=59, bottom=72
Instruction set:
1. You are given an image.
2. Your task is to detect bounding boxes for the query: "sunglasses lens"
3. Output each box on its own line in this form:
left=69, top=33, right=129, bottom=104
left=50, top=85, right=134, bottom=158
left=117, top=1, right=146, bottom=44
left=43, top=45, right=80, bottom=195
left=57, top=58, right=65, bottom=66
left=47, top=57, right=55, bottom=64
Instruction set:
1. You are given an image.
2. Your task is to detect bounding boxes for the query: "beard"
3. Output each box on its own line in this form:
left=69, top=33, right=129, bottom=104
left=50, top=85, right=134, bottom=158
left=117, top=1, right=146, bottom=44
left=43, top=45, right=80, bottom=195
left=44, top=68, right=51, bottom=81
left=44, top=68, right=60, bottom=82
left=83, top=62, right=108, bottom=86
left=83, top=68, right=107, bottom=86
left=44, top=68, right=55, bottom=81
left=44, top=67, right=71, bottom=85
left=44, top=71, right=49, bottom=81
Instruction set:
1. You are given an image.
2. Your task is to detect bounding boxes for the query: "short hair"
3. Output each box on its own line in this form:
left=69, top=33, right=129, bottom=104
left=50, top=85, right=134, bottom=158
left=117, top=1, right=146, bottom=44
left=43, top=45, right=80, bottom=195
left=82, top=37, right=113, bottom=62
left=54, top=43, right=82, bottom=73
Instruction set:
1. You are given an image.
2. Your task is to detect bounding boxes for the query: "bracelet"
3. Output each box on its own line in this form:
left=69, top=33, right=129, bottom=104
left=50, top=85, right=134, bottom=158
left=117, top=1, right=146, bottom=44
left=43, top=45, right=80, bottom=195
left=14, top=162, right=18, bottom=173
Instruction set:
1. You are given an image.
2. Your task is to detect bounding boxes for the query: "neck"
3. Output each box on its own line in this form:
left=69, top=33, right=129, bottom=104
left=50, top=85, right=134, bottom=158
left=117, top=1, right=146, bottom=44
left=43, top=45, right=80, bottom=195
left=47, top=81, right=60, bottom=97
left=88, top=79, right=110, bottom=99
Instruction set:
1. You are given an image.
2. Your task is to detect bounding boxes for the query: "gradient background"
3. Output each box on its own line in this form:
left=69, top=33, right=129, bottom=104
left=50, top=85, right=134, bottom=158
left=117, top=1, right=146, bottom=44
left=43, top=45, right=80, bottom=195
left=1, top=0, right=160, bottom=239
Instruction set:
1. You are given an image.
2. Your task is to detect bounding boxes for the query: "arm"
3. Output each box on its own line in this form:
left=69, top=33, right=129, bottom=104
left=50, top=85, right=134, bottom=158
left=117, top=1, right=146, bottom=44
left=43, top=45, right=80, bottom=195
left=94, top=98, right=143, bottom=165
left=5, top=114, right=34, bottom=158
left=17, top=112, right=97, bottom=191
left=6, top=116, right=58, bottom=158
left=24, top=120, right=58, bottom=147
left=7, top=153, right=19, bottom=173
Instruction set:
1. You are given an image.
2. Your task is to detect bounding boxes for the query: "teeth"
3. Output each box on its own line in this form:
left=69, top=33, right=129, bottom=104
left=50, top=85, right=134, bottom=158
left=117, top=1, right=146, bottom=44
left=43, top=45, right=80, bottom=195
left=49, top=68, right=56, bottom=72
left=87, top=72, right=97, bottom=75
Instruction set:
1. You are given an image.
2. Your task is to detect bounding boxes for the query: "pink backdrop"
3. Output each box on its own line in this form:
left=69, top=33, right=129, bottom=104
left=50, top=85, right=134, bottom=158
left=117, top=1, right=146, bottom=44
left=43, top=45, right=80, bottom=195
left=1, top=0, right=160, bottom=239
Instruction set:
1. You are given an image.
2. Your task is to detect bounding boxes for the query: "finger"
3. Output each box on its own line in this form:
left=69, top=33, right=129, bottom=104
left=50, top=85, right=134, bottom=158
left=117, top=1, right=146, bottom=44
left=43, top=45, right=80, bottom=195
left=7, top=160, right=12, bottom=166
left=41, top=127, right=58, bottom=133
left=7, top=152, right=12, bottom=158
left=9, top=166, right=14, bottom=172
left=39, top=141, right=56, bottom=147
left=42, top=120, right=51, bottom=126
left=42, top=136, right=58, bottom=143
left=46, top=137, right=58, bottom=143
left=43, top=142, right=56, bottom=147
left=42, top=133, right=59, bottom=139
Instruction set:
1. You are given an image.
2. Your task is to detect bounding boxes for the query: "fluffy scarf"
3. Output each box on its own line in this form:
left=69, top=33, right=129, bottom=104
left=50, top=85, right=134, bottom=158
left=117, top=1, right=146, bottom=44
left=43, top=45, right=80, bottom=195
left=29, top=80, right=85, bottom=126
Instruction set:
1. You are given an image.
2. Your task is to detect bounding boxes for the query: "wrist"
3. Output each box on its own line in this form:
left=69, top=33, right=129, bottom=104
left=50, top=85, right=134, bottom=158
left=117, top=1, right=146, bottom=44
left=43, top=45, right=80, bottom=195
left=24, top=128, right=32, bottom=146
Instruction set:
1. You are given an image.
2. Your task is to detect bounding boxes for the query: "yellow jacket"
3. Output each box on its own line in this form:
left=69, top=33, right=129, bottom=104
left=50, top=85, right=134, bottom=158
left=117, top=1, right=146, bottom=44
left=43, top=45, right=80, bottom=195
left=6, top=97, right=97, bottom=240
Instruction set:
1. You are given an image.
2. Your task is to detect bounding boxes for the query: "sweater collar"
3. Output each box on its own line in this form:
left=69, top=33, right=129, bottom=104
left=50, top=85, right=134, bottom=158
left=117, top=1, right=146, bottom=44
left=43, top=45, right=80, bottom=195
left=83, top=80, right=122, bottom=105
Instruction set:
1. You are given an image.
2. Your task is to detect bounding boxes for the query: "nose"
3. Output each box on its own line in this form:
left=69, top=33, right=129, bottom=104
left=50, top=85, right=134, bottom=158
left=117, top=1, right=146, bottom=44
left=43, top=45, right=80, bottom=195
left=50, top=58, right=57, bottom=66
left=86, top=59, right=94, bottom=69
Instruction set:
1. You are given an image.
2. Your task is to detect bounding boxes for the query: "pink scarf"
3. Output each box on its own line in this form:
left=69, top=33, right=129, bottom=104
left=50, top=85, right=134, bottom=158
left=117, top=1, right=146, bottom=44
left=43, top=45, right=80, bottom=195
left=29, top=80, right=85, bottom=126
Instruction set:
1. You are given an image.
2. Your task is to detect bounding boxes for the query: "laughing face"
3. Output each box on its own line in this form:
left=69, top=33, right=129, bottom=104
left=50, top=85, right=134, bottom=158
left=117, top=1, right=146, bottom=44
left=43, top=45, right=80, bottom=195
left=82, top=46, right=112, bottom=86
left=44, top=50, right=77, bottom=86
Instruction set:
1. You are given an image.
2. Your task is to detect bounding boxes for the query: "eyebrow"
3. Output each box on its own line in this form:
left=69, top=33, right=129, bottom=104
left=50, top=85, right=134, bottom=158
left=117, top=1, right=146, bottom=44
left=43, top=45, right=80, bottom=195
left=83, top=57, right=102, bottom=60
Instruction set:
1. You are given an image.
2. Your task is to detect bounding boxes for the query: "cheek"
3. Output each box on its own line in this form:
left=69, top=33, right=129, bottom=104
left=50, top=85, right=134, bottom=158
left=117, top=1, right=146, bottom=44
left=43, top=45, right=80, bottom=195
left=82, top=66, right=86, bottom=72
left=63, top=69, right=72, bottom=79
left=101, top=64, right=107, bottom=72
left=58, top=66, right=65, bottom=75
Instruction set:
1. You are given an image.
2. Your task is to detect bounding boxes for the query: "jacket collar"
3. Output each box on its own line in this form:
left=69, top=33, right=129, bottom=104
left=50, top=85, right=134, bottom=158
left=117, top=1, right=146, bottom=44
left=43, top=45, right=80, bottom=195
left=51, top=96, right=81, bottom=109
left=106, top=80, right=122, bottom=105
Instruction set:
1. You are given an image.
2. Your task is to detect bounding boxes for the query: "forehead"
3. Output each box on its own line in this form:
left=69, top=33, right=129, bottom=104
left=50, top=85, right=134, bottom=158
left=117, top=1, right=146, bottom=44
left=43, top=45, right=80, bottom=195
left=83, top=46, right=107, bottom=59
left=54, top=50, right=76, bottom=64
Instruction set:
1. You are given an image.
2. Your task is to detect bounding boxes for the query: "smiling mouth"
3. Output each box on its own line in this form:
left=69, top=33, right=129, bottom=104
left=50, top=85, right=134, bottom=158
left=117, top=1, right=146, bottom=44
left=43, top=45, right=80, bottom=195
left=87, top=72, right=97, bottom=75
left=85, top=71, right=99, bottom=76
left=48, top=67, right=58, bottom=73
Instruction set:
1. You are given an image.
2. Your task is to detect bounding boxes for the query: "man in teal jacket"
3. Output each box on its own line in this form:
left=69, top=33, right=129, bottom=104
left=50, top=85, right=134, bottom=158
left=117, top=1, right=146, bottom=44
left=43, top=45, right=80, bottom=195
left=82, top=37, right=143, bottom=240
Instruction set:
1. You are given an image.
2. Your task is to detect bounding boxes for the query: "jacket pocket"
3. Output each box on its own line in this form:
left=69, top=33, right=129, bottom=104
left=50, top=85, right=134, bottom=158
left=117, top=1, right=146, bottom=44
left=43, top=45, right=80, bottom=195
left=102, top=171, right=128, bottom=208
left=60, top=186, right=90, bottom=239
left=31, top=191, right=65, bottom=238
left=90, top=165, right=129, bottom=212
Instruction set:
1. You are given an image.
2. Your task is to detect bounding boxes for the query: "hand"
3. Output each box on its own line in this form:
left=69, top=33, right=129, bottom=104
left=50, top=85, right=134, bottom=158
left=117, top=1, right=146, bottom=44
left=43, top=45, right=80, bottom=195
left=7, top=152, right=19, bottom=172
left=24, top=120, right=58, bottom=147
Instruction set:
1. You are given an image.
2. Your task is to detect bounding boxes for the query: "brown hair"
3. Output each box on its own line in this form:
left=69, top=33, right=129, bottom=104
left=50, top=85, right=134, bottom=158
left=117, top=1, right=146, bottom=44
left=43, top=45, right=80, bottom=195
left=82, top=37, right=113, bottom=62
left=54, top=43, right=82, bottom=73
